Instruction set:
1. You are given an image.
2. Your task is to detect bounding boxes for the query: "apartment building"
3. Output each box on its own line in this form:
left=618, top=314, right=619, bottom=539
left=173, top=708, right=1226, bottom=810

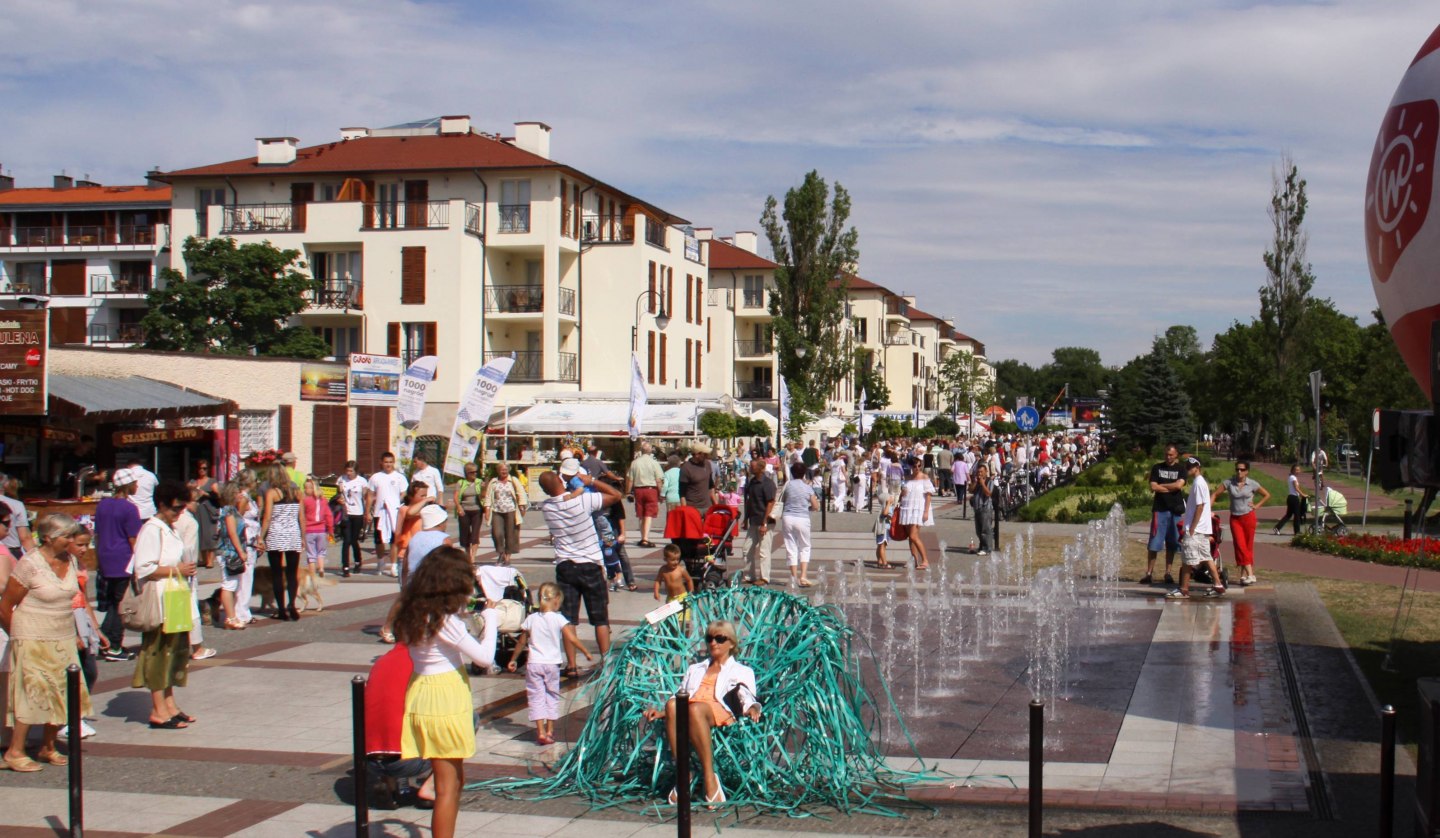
left=157, top=117, right=707, bottom=432
left=704, top=231, right=779, bottom=405
left=0, top=174, right=170, bottom=347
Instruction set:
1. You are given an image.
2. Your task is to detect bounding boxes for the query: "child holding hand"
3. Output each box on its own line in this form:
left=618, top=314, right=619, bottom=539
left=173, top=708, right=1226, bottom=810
left=507, top=582, right=592, bottom=746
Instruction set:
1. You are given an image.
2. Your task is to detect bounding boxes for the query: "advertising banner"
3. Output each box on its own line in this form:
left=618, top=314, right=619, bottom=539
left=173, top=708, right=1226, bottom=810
left=443, top=356, right=515, bottom=476
left=0, top=311, right=47, bottom=416
left=300, top=363, right=347, bottom=402
left=777, top=374, right=790, bottom=440
left=628, top=354, right=647, bottom=440
left=348, top=354, right=402, bottom=408
left=392, top=355, right=438, bottom=471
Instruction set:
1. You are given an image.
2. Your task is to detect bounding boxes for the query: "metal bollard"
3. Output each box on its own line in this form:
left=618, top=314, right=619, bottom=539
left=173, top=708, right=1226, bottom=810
left=676, top=690, right=691, bottom=838
left=1029, top=699, right=1043, bottom=838
left=351, top=676, right=368, bottom=838
left=66, top=664, right=82, bottom=838
left=1405, top=499, right=1414, bottom=541
left=821, top=480, right=828, bottom=533
left=1381, top=704, right=1396, bottom=838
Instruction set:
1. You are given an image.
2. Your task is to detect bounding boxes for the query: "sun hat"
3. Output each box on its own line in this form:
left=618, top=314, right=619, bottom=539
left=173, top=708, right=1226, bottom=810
left=420, top=504, right=448, bottom=529
left=112, top=468, right=138, bottom=487
left=559, top=458, right=582, bottom=477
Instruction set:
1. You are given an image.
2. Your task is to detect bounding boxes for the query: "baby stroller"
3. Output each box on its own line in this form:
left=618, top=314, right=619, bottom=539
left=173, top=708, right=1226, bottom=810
left=1316, top=486, right=1350, bottom=536
left=470, top=565, right=532, bottom=671
left=702, top=505, right=739, bottom=561
left=665, top=504, right=736, bottom=591
left=1192, top=513, right=1230, bottom=587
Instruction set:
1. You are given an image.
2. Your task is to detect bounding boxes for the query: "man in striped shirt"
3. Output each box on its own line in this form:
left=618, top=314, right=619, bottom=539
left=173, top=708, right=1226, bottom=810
left=538, top=470, right=622, bottom=672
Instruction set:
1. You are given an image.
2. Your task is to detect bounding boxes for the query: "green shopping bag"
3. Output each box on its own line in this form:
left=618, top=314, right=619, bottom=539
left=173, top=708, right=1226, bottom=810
left=162, top=576, right=193, bottom=634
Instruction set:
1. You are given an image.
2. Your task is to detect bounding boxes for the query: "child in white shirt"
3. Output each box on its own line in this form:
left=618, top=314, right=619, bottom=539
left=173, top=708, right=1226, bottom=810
left=507, top=582, right=591, bottom=746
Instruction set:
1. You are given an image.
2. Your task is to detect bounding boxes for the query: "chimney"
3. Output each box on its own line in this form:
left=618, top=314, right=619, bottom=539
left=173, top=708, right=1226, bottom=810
left=0, top=166, right=13, bottom=192
left=76, top=174, right=101, bottom=188
left=256, top=137, right=299, bottom=165
left=146, top=168, right=165, bottom=188
left=439, top=115, right=470, bottom=135
left=340, top=126, right=370, bottom=141
left=54, top=174, right=73, bottom=190
left=512, top=121, right=552, bottom=158
left=733, top=231, right=758, bottom=254
left=902, top=295, right=916, bottom=306
left=693, top=227, right=713, bottom=241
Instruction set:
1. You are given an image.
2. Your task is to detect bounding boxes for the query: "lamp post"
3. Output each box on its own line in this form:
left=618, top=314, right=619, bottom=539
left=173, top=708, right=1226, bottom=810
left=631, top=290, right=670, bottom=353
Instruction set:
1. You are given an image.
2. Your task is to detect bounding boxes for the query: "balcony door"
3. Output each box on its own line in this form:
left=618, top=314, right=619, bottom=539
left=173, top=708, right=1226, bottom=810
left=404, top=180, right=429, bottom=228
left=290, top=183, right=314, bottom=231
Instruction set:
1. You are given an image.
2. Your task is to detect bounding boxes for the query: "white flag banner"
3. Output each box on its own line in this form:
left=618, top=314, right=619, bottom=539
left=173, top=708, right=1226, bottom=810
left=859, top=387, right=868, bottom=436
left=392, top=355, right=439, bottom=471
left=778, top=374, right=791, bottom=440
left=628, top=354, right=648, bottom=440
left=444, top=356, right=516, bottom=477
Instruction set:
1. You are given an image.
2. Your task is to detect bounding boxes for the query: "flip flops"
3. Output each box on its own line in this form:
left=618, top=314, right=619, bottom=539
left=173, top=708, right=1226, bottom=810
left=148, top=716, right=189, bottom=730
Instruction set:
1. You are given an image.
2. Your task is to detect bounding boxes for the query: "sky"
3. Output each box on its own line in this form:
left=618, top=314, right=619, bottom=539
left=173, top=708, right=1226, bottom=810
left=1, top=0, right=1434, bottom=366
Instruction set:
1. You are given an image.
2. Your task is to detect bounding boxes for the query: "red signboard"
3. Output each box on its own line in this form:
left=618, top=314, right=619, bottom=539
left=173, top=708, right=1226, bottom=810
left=0, top=311, right=46, bottom=416
left=112, top=427, right=211, bottom=447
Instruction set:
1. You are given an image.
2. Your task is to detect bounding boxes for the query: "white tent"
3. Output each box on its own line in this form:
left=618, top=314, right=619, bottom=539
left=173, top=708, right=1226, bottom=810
left=489, top=401, right=701, bottom=436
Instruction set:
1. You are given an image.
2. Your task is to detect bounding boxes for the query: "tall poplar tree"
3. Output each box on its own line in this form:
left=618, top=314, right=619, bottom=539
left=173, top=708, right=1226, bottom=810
left=1254, top=154, right=1316, bottom=447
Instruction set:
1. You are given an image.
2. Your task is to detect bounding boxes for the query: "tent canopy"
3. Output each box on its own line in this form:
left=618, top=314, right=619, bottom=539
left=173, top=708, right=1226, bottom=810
left=488, top=401, right=702, bottom=436
left=48, top=374, right=235, bottom=421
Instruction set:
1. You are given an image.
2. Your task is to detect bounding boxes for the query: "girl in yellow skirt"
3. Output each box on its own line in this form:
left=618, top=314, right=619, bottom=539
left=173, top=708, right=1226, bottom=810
left=392, top=545, right=494, bottom=838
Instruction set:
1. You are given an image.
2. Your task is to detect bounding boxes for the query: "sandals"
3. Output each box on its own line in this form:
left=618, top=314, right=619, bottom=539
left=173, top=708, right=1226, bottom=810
left=379, top=630, right=396, bottom=644
left=705, top=778, right=727, bottom=808
left=148, top=716, right=189, bottom=729
left=35, top=749, right=67, bottom=766
left=627, top=585, right=640, bottom=592
left=638, top=541, right=657, bottom=549
left=2, top=753, right=43, bottom=772
left=224, top=618, right=247, bottom=631
left=174, top=712, right=197, bottom=724
left=561, top=667, right=580, bottom=679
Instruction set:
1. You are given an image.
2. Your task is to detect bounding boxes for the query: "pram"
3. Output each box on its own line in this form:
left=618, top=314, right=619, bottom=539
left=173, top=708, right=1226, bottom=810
left=665, top=504, right=738, bottom=590
left=1192, top=513, right=1230, bottom=588
left=1316, top=485, right=1350, bottom=536
left=469, top=565, right=532, bottom=671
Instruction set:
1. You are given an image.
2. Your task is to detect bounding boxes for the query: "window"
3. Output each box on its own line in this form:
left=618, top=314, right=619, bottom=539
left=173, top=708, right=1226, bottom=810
left=853, top=318, right=868, bottom=344
left=684, top=339, right=692, bottom=387
left=913, top=353, right=920, bottom=376
left=666, top=268, right=674, bottom=317
left=196, top=188, right=225, bottom=237
left=499, top=180, right=531, bottom=233
left=376, top=183, right=401, bottom=229
left=313, top=250, right=363, bottom=306
left=694, top=340, right=702, bottom=389
left=388, top=321, right=436, bottom=367
left=660, top=333, right=668, bottom=384
left=239, top=410, right=275, bottom=455
left=742, top=275, right=764, bottom=308
left=320, top=182, right=343, bottom=201
left=312, top=326, right=361, bottom=358
left=685, top=275, right=693, bottom=324
left=401, top=246, right=425, bottom=304
left=694, top=277, right=703, bottom=323
left=13, top=262, right=44, bottom=294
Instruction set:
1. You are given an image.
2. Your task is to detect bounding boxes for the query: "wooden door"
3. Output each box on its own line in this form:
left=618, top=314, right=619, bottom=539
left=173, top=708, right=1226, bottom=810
left=290, top=183, right=314, bottom=231
left=404, top=180, right=429, bottom=227
left=50, top=260, right=85, bottom=296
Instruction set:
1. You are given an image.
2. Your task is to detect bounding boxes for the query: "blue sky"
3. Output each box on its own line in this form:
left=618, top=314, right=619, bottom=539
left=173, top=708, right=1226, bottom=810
left=1, top=0, right=1433, bottom=365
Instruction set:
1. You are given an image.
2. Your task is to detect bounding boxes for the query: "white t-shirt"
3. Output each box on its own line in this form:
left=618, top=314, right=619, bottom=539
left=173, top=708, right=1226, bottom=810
left=408, top=613, right=493, bottom=675
left=1287, top=473, right=1300, bottom=497
left=0, top=495, right=27, bottom=550
left=411, top=465, right=444, bottom=503
left=338, top=475, right=368, bottom=516
left=1186, top=475, right=1212, bottom=535
left=130, top=467, right=159, bottom=518
left=368, top=471, right=408, bottom=514
left=540, top=491, right=604, bottom=565
left=128, top=516, right=184, bottom=578
left=521, top=610, right=569, bottom=665
left=476, top=565, right=521, bottom=602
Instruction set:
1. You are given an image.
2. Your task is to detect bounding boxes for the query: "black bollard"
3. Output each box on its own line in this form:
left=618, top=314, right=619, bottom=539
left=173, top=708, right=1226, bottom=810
left=1029, top=699, right=1043, bottom=838
left=1405, top=499, right=1414, bottom=541
left=1381, top=704, right=1396, bottom=837
left=821, top=478, right=828, bottom=533
left=351, top=676, right=368, bottom=838
left=66, top=664, right=82, bottom=838
left=676, top=690, right=691, bottom=838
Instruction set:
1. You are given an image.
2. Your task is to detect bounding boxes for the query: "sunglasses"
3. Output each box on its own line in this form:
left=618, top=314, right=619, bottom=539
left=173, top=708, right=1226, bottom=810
left=168, top=502, right=188, bottom=511
left=0, top=519, right=11, bottom=526
left=706, top=634, right=732, bottom=644
left=1236, top=467, right=1248, bottom=471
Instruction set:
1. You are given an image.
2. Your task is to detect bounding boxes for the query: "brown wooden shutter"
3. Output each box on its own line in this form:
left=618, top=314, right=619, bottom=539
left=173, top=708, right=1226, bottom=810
left=695, top=277, right=703, bottom=323
left=290, top=182, right=314, bottom=231
left=684, top=338, right=692, bottom=387
left=695, top=341, right=702, bottom=389
left=647, top=331, right=655, bottom=384
left=560, top=178, right=570, bottom=237
left=659, top=333, right=668, bottom=385
left=356, top=406, right=390, bottom=466
left=423, top=322, right=437, bottom=358
left=404, top=180, right=429, bottom=227
left=685, top=276, right=693, bottom=323
left=667, top=270, right=674, bottom=316
left=278, top=405, right=293, bottom=452
left=648, top=262, right=656, bottom=312
left=401, top=247, right=426, bottom=304
left=50, top=308, right=86, bottom=345
left=311, top=404, right=349, bottom=476
left=51, top=260, right=85, bottom=296
left=387, top=322, right=400, bottom=356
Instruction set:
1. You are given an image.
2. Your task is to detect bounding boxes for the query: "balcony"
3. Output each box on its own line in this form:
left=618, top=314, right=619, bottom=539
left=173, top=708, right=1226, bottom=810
left=0, top=224, right=166, bottom=250
left=222, top=204, right=301, bottom=234
left=558, top=287, right=576, bottom=317
left=0, top=278, right=45, bottom=295
left=9, top=227, right=62, bottom=247
left=464, top=202, right=484, bottom=238
left=483, top=350, right=578, bottom=383
left=736, top=340, right=772, bottom=358
left=89, top=323, right=144, bottom=345
left=498, top=204, right=530, bottom=233
left=644, top=219, right=667, bottom=249
left=485, top=285, right=543, bottom=314
left=737, top=382, right=773, bottom=400
left=91, top=273, right=153, bottom=295
left=308, top=280, right=362, bottom=310
left=582, top=213, right=631, bottom=244
left=885, top=332, right=913, bottom=346
left=885, top=297, right=910, bottom=320
left=362, top=200, right=450, bottom=231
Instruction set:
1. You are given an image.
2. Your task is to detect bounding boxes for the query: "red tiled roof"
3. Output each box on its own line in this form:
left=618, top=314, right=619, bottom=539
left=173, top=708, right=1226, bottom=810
left=832, top=272, right=893, bottom=294
left=907, top=306, right=946, bottom=323
left=708, top=238, right=777, bottom=270
left=0, top=185, right=170, bottom=207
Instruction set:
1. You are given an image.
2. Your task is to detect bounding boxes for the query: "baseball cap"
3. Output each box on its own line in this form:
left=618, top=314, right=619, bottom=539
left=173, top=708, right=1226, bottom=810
left=1183, top=457, right=1201, bottom=469
left=113, top=468, right=138, bottom=487
left=282, top=452, right=297, bottom=463
left=420, top=504, right=448, bottom=529
left=559, top=458, right=582, bottom=477
left=691, top=442, right=713, bottom=454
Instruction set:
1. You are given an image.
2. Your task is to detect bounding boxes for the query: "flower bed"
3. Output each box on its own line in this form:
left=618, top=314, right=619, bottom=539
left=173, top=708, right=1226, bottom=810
left=1291, top=532, right=1440, bottom=571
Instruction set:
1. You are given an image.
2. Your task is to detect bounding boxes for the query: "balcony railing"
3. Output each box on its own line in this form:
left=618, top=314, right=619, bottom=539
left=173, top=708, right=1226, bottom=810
left=737, top=382, right=773, bottom=400
left=0, top=278, right=45, bottom=295
left=558, top=351, right=577, bottom=382
left=362, top=200, right=450, bottom=230
left=741, top=290, right=765, bottom=309
left=736, top=340, right=772, bottom=357
left=91, top=273, right=153, bottom=295
left=89, top=323, right=144, bottom=345
left=885, top=333, right=912, bottom=346
left=464, top=202, right=483, bottom=237
left=482, top=350, right=578, bottom=382
left=498, top=204, right=530, bottom=233
left=9, top=227, right=62, bottom=246
left=309, top=280, right=362, bottom=310
left=222, top=204, right=301, bottom=234
left=582, top=214, right=631, bottom=244
left=886, top=297, right=910, bottom=318
left=485, top=285, right=543, bottom=314
left=558, top=287, right=576, bottom=317
left=118, top=225, right=159, bottom=245
left=0, top=225, right=162, bottom=247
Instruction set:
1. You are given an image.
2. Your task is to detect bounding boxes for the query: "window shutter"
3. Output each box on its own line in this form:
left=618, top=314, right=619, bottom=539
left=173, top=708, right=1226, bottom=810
left=423, top=323, right=437, bottom=358
left=401, top=246, right=426, bottom=304
left=560, top=178, right=569, bottom=237
left=695, top=341, right=702, bottom=389
left=685, top=276, right=693, bottom=323
left=387, top=322, right=400, bottom=356
left=648, top=262, right=656, bottom=313
left=647, top=331, right=655, bottom=384
left=695, top=277, right=703, bottom=323
left=684, top=338, right=692, bottom=387
left=659, top=333, right=667, bottom=385
left=278, top=405, right=293, bottom=452
left=356, top=406, right=390, bottom=466
left=667, top=270, right=674, bottom=317
left=312, top=404, right=348, bottom=476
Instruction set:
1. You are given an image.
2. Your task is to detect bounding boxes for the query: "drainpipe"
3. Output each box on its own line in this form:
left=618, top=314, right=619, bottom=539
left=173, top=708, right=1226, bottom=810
left=575, top=183, right=593, bottom=391
left=730, top=269, right=739, bottom=401
left=471, top=171, right=489, bottom=360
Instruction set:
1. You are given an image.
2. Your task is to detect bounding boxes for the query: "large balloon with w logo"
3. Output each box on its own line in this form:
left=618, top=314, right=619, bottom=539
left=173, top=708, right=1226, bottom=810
left=1368, top=26, right=1440, bottom=399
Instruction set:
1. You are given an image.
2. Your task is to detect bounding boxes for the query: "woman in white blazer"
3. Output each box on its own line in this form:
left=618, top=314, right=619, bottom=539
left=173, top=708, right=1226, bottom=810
left=643, top=619, right=762, bottom=806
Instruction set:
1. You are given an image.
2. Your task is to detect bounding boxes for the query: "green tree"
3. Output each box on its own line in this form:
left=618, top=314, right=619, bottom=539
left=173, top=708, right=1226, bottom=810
left=142, top=236, right=328, bottom=358
left=939, top=351, right=995, bottom=416
left=993, top=358, right=1040, bottom=408
left=761, top=171, right=859, bottom=419
left=698, top=410, right=737, bottom=440
left=1152, top=326, right=1207, bottom=431
left=1348, top=310, right=1427, bottom=441
left=1037, top=346, right=1107, bottom=402
left=1253, top=155, right=1316, bottom=447
left=1109, top=350, right=1194, bottom=452
left=853, top=348, right=890, bottom=410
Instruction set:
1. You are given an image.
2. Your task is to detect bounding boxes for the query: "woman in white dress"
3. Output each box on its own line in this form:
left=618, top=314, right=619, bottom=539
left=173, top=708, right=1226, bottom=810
left=829, top=455, right=849, bottom=512
left=896, top=459, right=934, bottom=569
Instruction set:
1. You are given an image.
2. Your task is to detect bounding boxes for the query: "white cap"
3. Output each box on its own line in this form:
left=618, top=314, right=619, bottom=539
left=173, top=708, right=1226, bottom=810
left=420, top=504, right=448, bottom=529
left=559, top=458, right=582, bottom=477
left=112, top=468, right=138, bottom=487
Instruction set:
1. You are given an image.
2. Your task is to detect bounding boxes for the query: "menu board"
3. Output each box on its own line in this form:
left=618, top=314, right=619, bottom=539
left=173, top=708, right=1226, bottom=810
left=0, top=311, right=46, bottom=415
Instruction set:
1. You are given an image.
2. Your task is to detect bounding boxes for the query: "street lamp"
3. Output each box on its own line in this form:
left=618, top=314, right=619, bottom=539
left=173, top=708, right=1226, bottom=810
left=631, top=289, right=670, bottom=353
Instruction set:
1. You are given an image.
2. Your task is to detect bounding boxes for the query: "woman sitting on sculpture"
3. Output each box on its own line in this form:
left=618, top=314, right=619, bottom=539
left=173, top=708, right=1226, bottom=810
left=642, top=619, right=762, bottom=806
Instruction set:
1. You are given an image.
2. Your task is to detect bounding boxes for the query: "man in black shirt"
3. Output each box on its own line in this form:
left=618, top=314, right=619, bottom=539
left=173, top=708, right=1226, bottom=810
left=678, top=443, right=718, bottom=514
left=741, top=458, right=777, bottom=585
left=1140, top=445, right=1186, bottom=585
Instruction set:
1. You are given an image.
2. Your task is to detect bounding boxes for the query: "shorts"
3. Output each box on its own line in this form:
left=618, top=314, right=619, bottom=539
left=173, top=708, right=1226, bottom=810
left=554, top=560, right=609, bottom=627
left=1181, top=534, right=1212, bottom=567
left=1147, top=509, right=1183, bottom=553
left=633, top=486, right=660, bottom=518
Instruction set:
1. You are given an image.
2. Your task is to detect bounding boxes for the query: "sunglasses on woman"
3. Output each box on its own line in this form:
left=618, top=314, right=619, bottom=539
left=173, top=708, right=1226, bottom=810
left=706, top=634, right=732, bottom=644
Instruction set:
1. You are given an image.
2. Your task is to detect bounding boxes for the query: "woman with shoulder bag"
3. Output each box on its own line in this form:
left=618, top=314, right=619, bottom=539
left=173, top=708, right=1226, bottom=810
left=216, top=484, right=251, bottom=630
left=483, top=462, right=526, bottom=566
left=129, top=481, right=198, bottom=730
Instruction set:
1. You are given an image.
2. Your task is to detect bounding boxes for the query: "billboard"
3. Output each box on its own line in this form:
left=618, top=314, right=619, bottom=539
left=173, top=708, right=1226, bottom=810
left=0, top=311, right=47, bottom=416
left=300, top=363, right=347, bottom=402
left=348, top=353, right=402, bottom=407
